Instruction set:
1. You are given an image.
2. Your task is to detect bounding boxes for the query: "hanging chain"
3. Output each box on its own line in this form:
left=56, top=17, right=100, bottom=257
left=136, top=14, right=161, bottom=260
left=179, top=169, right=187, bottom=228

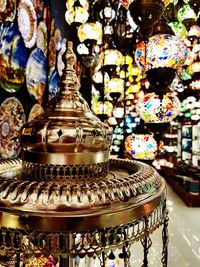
left=161, top=200, right=169, bottom=267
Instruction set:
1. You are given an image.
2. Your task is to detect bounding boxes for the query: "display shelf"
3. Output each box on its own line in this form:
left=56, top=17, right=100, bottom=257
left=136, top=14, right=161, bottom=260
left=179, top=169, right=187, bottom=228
left=166, top=176, right=200, bottom=207
left=178, top=123, right=200, bottom=167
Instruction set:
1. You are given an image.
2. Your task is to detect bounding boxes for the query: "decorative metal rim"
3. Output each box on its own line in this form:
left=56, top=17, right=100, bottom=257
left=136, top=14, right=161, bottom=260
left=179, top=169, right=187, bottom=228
left=0, top=202, right=167, bottom=259
left=0, top=158, right=166, bottom=232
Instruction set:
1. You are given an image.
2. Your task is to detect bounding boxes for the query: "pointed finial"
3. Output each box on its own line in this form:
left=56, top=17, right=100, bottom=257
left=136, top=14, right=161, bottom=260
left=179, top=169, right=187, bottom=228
left=60, top=41, right=80, bottom=93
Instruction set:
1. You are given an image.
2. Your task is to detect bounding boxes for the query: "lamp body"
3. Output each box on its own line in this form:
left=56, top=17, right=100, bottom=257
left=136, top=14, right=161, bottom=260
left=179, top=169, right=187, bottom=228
left=136, top=92, right=181, bottom=123
left=125, top=133, right=158, bottom=160
left=135, top=34, right=188, bottom=71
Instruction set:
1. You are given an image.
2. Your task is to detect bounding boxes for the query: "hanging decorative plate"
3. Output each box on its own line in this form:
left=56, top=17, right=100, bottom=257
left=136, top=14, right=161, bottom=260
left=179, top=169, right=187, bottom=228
left=57, top=38, right=67, bottom=76
left=0, top=23, right=27, bottom=92
left=17, top=0, right=37, bottom=48
left=0, top=0, right=7, bottom=12
left=28, top=103, right=44, bottom=122
left=36, top=21, right=47, bottom=55
left=48, top=36, right=57, bottom=69
left=32, top=0, right=44, bottom=19
left=54, top=28, right=62, bottom=51
left=0, top=0, right=17, bottom=22
left=0, top=97, right=26, bottom=158
left=48, top=68, right=59, bottom=100
left=26, top=48, right=46, bottom=104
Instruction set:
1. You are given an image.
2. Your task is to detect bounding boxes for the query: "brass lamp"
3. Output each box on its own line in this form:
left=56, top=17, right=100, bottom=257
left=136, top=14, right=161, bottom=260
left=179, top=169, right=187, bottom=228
left=0, top=42, right=168, bottom=267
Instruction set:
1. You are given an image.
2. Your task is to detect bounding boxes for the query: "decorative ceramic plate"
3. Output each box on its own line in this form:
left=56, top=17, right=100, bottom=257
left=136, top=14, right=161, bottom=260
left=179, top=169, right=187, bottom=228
left=48, top=36, right=56, bottom=69
left=36, top=21, right=47, bottom=55
left=0, top=0, right=7, bottom=12
left=32, top=0, right=44, bottom=19
left=17, top=0, right=37, bottom=48
left=28, top=103, right=44, bottom=122
left=57, top=38, right=67, bottom=76
left=48, top=69, right=59, bottom=100
left=0, top=23, right=27, bottom=92
left=26, top=48, right=46, bottom=103
left=0, top=0, right=17, bottom=22
left=0, top=97, right=26, bottom=158
left=54, top=28, right=62, bottom=51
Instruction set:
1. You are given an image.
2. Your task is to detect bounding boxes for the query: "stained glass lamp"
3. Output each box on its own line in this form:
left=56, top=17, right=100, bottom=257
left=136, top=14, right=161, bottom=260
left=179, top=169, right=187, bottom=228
left=99, top=49, right=123, bottom=76
left=105, top=78, right=124, bottom=95
left=135, top=34, right=188, bottom=71
left=65, top=6, right=89, bottom=25
left=103, top=49, right=123, bottom=66
left=135, top=33, right=188, bottom=89
left=177, top=4, right=198, bottom=29
left=77, top=22, right=102, bottom=44
left=125, top=123, right=158, bottom=160
left=65, top=0, right=89, bottom=26
left=168, top=22, right=187, bottom=39
left=136, top=92, right=181, bottom=123
left=92, top=100, right=113, bottom=117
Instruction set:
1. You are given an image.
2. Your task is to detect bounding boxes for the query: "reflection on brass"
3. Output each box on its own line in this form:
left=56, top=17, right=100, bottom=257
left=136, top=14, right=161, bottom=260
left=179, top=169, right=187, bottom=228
left=21, top=41, right=112, bottom=179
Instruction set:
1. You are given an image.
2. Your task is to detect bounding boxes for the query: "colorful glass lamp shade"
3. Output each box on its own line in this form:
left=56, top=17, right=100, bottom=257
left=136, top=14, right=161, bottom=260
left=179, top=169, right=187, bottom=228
left=65, top=6, right=89, bottom=25
left=168, top=22, right=187, bottom=39
left=129, top=0, right=165, bottom=38
left=177, top=4, right=198, bottom=30
left=100, top=49, right=123, bottom=76
left=125, top=131, right=158, bottom=160
left=78, top=22, right=102, bottom=44
left=92, top=100, right=113, bottom=117
left=135, top=34, right=188, bottom=88
left=136, top=92, right=181, bottom=123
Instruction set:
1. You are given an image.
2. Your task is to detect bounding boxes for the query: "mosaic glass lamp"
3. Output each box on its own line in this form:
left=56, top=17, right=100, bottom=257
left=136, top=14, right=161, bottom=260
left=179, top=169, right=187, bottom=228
left=125, top=123, right=158, bottom=160
left=136, top=92, right=181, bottom=123
left=77, top=22, right=102, bottom=44
left=135, top=34, right=188, bottom=71
left=65, top=0, right=89, bottom=25
left=135, top=33, right=188, bottom=89
left=177, top=4, right=198, bottom=30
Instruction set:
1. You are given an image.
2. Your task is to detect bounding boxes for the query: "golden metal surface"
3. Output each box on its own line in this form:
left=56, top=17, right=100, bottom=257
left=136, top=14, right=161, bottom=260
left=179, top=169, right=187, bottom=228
left=22, top=150, right=109, bottom=165
left=0, top=158, right=166, bottom=232
left=20, top=42, right=112, bottom=179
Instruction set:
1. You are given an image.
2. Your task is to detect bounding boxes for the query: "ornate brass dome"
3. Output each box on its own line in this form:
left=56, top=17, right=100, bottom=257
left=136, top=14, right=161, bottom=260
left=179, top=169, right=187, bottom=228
left=21, top=42, right=112, bottom=180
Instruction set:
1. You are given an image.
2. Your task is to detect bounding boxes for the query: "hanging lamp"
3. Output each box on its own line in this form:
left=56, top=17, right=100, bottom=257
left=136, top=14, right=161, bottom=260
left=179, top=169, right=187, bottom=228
left=135, top=17, right=188, bottom=92
left=129, top=0, right=165, bottom=38
left=125, top=121, right=158, bottom=161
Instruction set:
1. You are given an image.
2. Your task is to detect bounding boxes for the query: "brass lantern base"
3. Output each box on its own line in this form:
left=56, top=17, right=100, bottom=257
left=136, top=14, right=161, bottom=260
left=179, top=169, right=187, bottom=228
left=0, top=158, right=168, bottom=265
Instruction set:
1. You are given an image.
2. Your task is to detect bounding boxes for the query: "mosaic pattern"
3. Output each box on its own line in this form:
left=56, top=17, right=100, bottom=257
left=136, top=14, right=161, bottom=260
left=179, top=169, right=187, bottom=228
left=125, top=133, right=157, bottom=160
left=136, top=92, right=181, bottom=123
left=17, top=0, right=37, bottom=48
left=0, top=97, right=26, bottom=158
left=135, top=34, right=188, bottom=71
